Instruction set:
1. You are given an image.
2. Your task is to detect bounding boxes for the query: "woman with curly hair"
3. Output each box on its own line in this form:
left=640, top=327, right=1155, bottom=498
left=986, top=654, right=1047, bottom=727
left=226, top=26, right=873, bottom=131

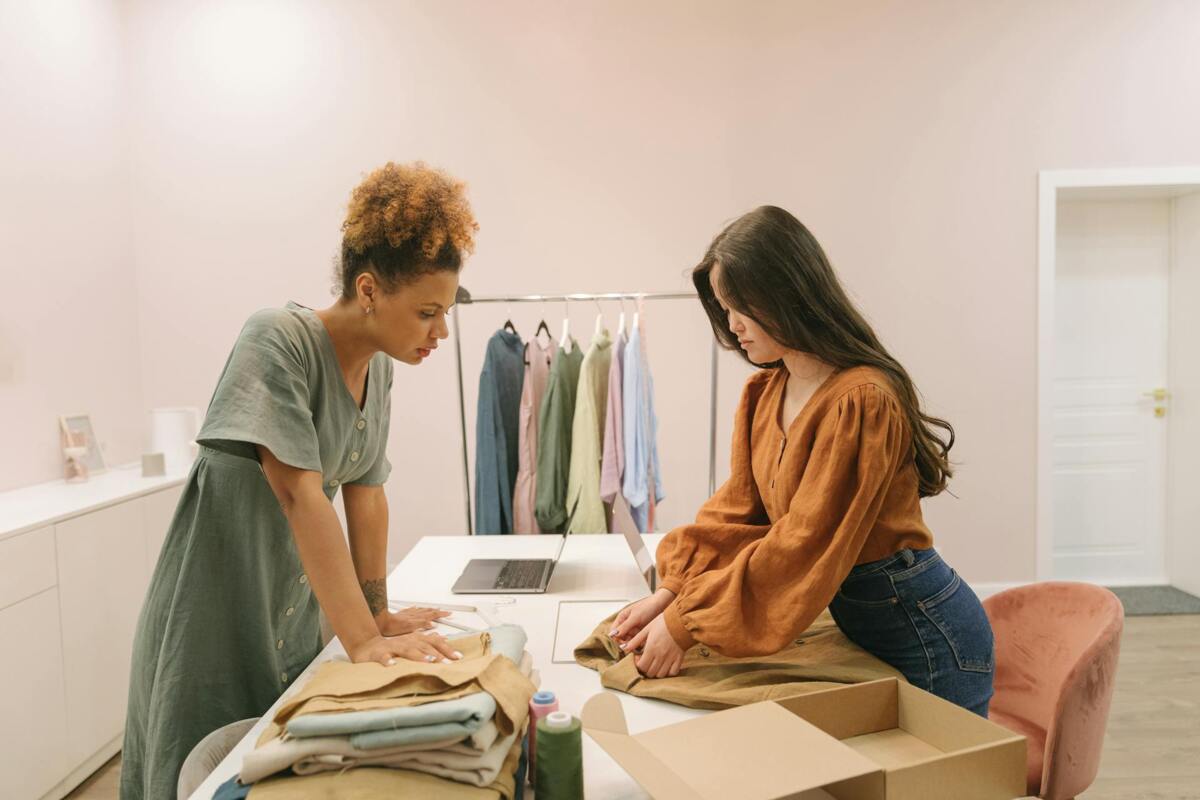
left=121, top=162, right=479, bottom=799
left=610, top=206, right=994, bottom=718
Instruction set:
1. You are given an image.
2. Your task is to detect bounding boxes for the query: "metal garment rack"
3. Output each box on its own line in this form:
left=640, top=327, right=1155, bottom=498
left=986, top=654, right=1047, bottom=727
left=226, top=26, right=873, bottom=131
left=451, top=286, right=720, bottom=534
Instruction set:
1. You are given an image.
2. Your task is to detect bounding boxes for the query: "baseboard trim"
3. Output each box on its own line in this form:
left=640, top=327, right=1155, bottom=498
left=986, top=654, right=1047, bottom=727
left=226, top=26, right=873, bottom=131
left=40, top=733, right=121, bottom=800
left=970, top=582, right=1025, bottom=599
left=969, top=577, right=1171, bottom=599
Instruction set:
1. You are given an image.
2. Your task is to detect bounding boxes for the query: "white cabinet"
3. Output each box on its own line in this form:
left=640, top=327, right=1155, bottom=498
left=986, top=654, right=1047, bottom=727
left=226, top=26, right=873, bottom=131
left=143, top=484, right=183, bottom=574
left=0, top=471, right=185, bottom=799
left=0, top=524, right=57, bottom=609
left=0, top=587, right=68, bottom=800
left=56, top=500, right=150, bottom=769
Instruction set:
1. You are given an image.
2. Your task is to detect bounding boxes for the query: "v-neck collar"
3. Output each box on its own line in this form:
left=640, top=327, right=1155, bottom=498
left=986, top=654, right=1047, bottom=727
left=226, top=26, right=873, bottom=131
left=771, top=366, right=841, bottom=437
left=287, top=301, right=370, bottom=417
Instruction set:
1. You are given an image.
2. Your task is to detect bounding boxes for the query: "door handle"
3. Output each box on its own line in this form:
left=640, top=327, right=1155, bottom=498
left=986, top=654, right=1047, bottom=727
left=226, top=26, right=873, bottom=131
left=1141, top=388, right=1170, bottom=402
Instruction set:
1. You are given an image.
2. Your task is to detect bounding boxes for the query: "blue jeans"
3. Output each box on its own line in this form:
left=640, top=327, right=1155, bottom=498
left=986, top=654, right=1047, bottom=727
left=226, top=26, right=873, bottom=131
left=829, top=547, right=994, bottom=717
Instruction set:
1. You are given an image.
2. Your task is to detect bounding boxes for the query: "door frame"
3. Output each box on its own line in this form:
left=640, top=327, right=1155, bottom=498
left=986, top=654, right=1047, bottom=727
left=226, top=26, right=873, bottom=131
left=1037, top=166, right=1200, bottom=582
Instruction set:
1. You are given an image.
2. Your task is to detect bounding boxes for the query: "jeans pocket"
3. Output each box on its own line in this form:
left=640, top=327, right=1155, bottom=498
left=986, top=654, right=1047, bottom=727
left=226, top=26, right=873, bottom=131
left=917, top=571, right=994, bottom=673
left=831, top=575, right=913, bottom=657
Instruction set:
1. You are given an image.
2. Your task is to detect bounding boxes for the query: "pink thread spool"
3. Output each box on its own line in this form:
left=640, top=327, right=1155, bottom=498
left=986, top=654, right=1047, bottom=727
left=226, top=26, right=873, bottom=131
left=527, top=690, right=559, bottom=786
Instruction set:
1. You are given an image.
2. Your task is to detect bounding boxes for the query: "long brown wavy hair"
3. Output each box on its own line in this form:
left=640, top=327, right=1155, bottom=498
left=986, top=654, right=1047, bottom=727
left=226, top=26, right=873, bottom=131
left=693, top=205, right=955, bottom=497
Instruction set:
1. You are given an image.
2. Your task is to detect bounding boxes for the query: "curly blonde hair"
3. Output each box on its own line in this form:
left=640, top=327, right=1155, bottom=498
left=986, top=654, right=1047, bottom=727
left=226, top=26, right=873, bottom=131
left=338, top=162, right=477, bottom=296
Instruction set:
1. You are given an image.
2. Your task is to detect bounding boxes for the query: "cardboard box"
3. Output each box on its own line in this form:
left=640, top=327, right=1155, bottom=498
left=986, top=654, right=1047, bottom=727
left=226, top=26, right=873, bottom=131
left=581, top=678, right=1026, bottom=800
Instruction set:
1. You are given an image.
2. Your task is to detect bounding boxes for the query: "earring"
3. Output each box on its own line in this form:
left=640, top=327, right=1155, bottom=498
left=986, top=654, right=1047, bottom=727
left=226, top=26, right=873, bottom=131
left=365, top=306, right=373, bottom=315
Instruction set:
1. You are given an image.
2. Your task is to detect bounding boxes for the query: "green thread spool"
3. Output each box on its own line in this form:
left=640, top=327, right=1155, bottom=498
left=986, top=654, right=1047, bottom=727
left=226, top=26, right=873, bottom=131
left=534, top=711, right=583, bottom=799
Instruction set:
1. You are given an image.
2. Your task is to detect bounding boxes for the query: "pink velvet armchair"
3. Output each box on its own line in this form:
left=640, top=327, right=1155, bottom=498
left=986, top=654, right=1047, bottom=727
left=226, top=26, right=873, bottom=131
left=983, top=582, right=1124, bottom=799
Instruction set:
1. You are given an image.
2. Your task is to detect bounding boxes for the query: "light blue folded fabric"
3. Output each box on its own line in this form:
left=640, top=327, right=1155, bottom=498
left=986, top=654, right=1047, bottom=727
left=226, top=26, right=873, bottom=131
left=287, top=691, right=496, bottom=740
left=350, top=717, right=484, bottom=751
left=286, top=625, right=527, bottom=744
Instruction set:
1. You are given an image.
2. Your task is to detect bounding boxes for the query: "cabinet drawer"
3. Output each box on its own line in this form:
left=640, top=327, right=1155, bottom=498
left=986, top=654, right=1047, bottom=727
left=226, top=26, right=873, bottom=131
left=0, top=525, right=56, bottom=609
left=0, top=590, right=68, bottom=799
left=57, top=499, right=147, bottom=767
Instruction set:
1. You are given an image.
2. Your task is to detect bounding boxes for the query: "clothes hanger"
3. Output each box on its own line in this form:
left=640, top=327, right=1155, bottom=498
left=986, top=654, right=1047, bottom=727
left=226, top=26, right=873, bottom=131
left=502, top=302, right=518, bottom=336
left=617, top=295, right=627, bottom=337
left=532, top=295, right=552, bottom=352
left=559, top=298, right=571, bottom=349
left=592, top=297, right=605, bottom=338
left=632, top=292, right=644, bottom=331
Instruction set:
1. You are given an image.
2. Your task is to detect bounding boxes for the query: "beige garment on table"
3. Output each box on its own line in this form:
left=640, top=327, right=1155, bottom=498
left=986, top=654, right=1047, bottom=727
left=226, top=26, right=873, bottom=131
left=290, top=722, right=524, bottom=788
left=566, top=328, right=613, bottom=534
left=575, top=608, right=904, bottom=709
left=263, top=631, right=534, bottom=744
left=242, top=652, right=534, bottom=784
left=513, top=338, right=557, bottom=534
left=246, top=727, right=525, bottom=800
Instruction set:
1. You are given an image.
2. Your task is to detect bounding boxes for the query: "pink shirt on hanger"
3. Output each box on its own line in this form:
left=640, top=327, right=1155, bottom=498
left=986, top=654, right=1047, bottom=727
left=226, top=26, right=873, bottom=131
left=512, top=337, right=557, bottom=534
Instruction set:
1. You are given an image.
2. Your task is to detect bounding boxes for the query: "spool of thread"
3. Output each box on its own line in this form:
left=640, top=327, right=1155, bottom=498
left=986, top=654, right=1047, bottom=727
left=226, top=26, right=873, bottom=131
left=534, top=711, right=583, bottom=800
left=527, top=690, right=558, bottom=787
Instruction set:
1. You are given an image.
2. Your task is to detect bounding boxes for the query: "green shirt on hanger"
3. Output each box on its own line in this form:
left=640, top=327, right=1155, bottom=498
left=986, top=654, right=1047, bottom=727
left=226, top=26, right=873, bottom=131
left=533, top=337, right=583, bottom=533
left=120, top=301, right=393, bottom=800
left=566, top=328, right=613, bottom=534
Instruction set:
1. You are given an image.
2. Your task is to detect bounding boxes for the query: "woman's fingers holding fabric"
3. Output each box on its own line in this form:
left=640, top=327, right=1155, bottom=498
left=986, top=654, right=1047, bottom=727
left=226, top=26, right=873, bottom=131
left=610, top=607, right=632, bottom=638
left=622, top=625, right=649, bottom=654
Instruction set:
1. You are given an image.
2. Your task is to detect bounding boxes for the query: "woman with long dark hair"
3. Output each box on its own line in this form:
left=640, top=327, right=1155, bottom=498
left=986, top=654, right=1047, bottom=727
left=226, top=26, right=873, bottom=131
left=611, top=206, right=994, bottom=716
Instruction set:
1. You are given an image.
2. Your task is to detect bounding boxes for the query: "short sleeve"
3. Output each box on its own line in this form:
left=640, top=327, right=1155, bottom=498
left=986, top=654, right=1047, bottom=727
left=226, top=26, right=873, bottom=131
left=350, top=360, right=393, bottom=486
left=196, top=310, right=322, bottom=472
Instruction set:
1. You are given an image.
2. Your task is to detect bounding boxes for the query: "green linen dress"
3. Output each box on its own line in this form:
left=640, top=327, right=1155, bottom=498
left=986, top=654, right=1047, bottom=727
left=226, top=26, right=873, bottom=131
left=120, top=302, right=393, bottom=800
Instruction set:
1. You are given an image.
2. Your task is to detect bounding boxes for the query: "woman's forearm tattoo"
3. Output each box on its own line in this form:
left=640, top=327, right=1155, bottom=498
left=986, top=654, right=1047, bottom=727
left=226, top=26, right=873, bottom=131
left=361, top=578, right=388, bottom=617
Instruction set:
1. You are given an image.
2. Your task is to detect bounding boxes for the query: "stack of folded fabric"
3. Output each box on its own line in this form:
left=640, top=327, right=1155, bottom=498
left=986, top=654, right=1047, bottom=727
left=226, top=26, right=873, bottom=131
left=217, top=624, right=536, bottom=800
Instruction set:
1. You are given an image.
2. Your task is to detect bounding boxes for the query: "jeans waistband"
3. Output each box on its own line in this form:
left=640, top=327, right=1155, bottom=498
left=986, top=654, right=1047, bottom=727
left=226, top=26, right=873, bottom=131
left=843, top=547, right=941, bottom=584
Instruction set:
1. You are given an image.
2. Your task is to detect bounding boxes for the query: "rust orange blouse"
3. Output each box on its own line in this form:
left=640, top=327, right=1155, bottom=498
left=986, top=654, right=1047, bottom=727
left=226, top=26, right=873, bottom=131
left=658, top=366, right=934, bottom=657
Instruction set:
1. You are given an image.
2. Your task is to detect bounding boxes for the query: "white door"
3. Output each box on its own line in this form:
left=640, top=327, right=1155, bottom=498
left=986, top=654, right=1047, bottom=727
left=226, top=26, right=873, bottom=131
left=1053, top=197, right=1170, bottom=584
left=1168, top=190, right=1200, bottom=598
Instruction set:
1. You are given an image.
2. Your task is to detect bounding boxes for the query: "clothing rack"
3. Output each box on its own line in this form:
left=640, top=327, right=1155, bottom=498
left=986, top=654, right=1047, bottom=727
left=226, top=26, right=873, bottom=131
left=451, top=286, right=720, bottom=534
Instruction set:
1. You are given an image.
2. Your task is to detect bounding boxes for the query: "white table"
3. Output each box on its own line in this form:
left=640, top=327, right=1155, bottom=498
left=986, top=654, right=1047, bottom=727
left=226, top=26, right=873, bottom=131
left=190, top=533, right=708, bottom=799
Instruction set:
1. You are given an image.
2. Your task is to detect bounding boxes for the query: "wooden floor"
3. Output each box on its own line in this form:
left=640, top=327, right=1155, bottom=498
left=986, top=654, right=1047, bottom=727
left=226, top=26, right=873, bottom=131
left=66, top=615, right=1200, bottom=800
left=1078, top=614, right=1200, bottom=799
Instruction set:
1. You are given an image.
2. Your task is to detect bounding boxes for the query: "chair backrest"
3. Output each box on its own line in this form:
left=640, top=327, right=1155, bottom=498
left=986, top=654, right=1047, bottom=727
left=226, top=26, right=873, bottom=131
left=984, top=582, right=1124, bottom=800
left=176, top=717, right=258, bottom=800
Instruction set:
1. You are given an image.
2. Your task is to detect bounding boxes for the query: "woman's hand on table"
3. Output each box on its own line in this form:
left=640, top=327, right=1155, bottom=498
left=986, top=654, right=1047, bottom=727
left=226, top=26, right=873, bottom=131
left=378, top=606, right=451, bottom=636
left=609, top=588, right=676, bottom=645
left=347, top=631, right=464, bottom=666
left=625, top=613, right=685, bottom=678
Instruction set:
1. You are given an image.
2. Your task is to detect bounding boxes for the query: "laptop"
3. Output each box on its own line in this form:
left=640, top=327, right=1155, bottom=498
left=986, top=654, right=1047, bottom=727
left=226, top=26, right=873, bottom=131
left=451, top=534, right=568, bottom=594
left=620, top=522, right=658, bottom=592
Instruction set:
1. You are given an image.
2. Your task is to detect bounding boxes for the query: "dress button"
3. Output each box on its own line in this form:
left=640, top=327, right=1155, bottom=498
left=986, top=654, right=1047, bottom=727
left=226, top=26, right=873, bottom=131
left=285, top=607, right=295, bottom=617
left=329, top=479, right=340, bottom=488
left=350, top=451, right=360, bottom=462
left=356, top=419, right=366, bottom=430
left=299, top=574, right=308, bottom=585
left=276, top=639, right=284, bottom=650
left=281, top=672, right=289, bottom=683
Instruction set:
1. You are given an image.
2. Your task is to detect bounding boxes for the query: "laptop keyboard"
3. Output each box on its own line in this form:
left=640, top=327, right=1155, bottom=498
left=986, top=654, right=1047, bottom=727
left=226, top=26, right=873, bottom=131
left=495, top=560, right=546, bottom=590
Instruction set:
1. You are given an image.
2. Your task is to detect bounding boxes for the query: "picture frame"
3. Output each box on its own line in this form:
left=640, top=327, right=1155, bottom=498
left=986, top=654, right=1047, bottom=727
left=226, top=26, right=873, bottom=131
left=59, top=414, right=107, bottom=474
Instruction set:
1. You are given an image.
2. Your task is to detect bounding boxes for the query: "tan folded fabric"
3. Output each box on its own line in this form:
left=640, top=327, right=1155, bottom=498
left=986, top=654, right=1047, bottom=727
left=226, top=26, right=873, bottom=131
left=575, top=609, right=904, bottom=709
left=247, top=724, right=525, bottom=800
left=260, top=632, right=534, bottom=745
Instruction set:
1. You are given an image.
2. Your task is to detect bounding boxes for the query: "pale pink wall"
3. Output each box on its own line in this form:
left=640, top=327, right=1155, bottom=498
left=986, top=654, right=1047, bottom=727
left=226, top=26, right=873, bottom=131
left=8, top=1, right=1198, bottom=585
left=0, top=1, right=142, bottom=491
